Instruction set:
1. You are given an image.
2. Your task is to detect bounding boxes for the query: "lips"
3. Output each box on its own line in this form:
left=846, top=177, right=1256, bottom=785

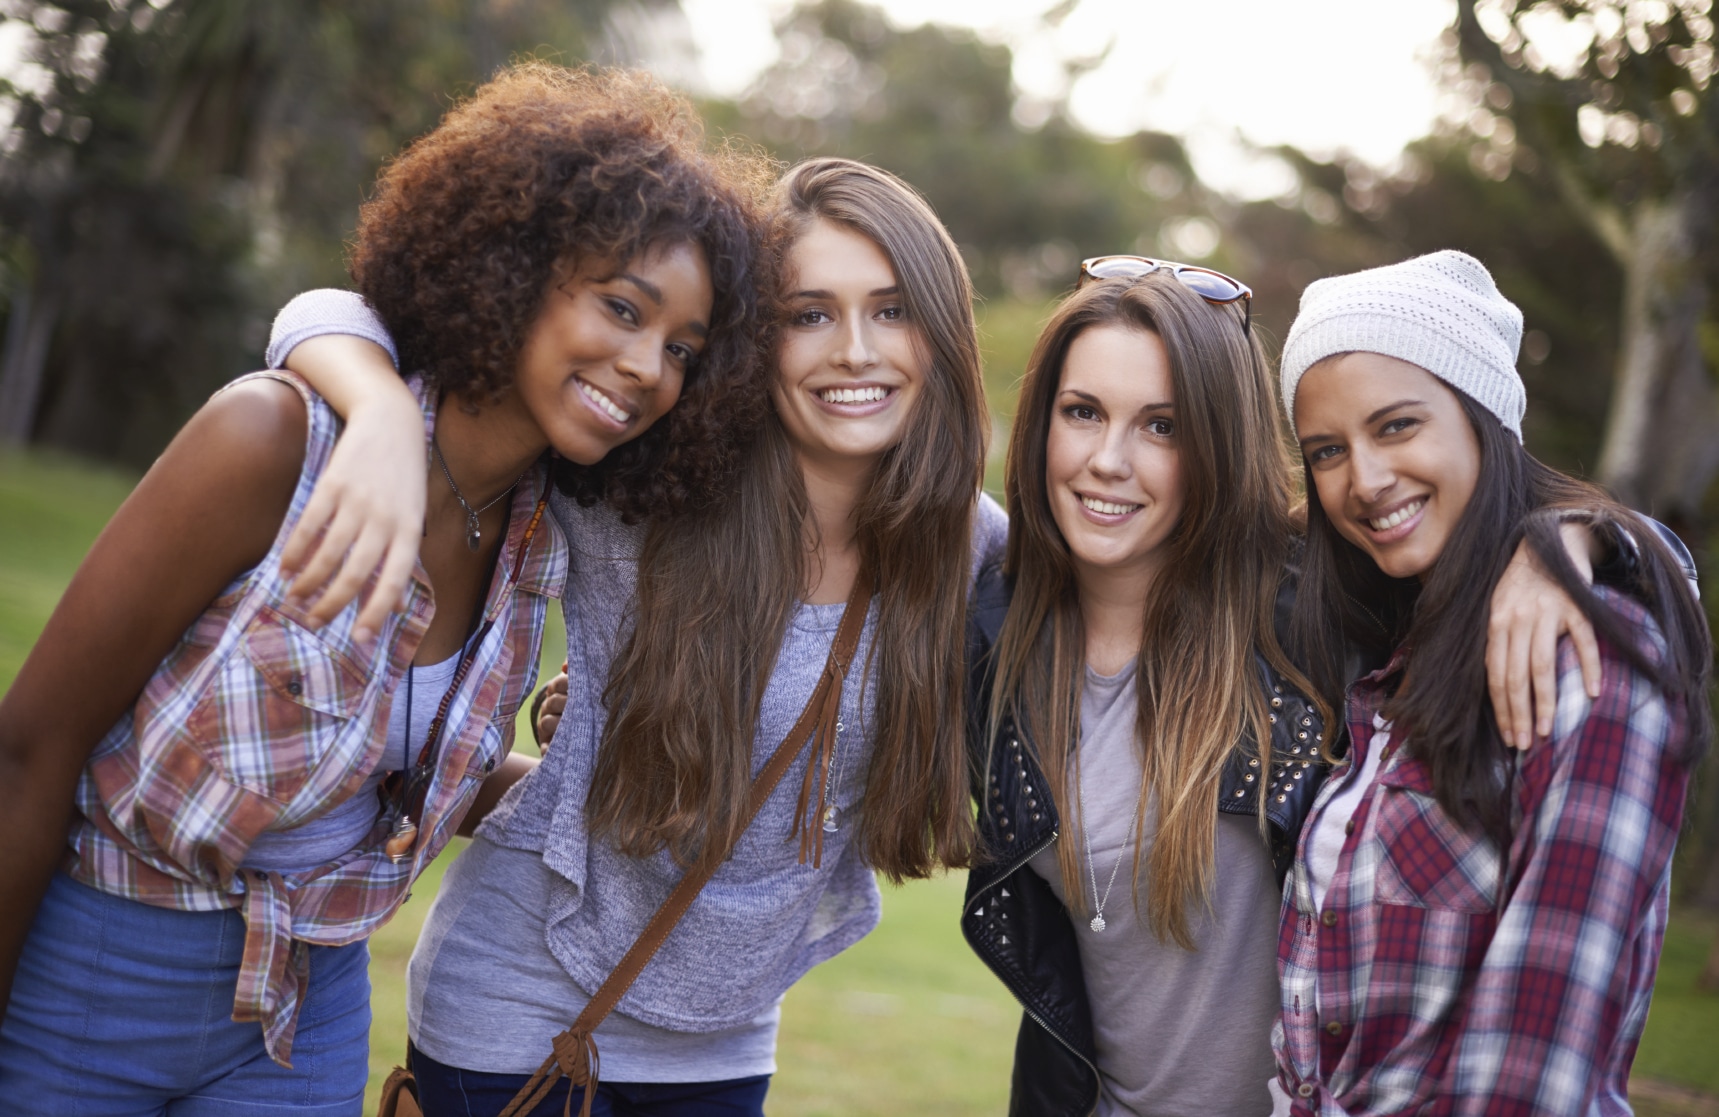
left=576, top=378, right=634, bottom=426
left=816, top=385, right=891, bottom=404
left=1081, top=495, right=1142, bottom=516
left=1365, top=498, right=1424, bottom=532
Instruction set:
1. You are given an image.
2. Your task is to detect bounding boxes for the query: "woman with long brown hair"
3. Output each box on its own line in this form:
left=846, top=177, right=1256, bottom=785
left=263, top=156, right=1000, bottom=1115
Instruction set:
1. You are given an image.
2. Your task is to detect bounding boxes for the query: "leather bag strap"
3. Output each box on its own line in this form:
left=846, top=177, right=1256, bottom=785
left=500, top=570, right=875, bottom=1117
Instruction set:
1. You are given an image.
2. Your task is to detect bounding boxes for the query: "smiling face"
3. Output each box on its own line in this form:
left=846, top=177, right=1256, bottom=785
left=512, top=239, right=714, bottom=465
left=772, top=218, right=926, bottom=477
left=1044, top=324, right=1186, bottom=594
left=1295, top=351, right=1482, bottom=580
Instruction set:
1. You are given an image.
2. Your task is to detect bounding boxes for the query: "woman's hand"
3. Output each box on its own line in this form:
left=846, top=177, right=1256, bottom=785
left=1485, top=522, right=1604, bottom=750
left=533, top=667, right=569, bottom=748
left=277, top=336, right=426, bottom=638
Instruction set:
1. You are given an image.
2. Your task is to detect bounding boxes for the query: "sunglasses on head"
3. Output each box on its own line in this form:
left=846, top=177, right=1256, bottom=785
left=1078, top=255, right=1253, bottom=335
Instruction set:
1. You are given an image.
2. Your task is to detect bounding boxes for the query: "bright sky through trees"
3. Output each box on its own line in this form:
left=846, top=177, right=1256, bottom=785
left=680, top=0, right=1458, bottom=198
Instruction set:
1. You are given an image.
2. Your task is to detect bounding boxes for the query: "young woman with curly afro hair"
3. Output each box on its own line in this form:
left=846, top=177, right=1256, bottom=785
left=0, top=62, right=770, bottom=1115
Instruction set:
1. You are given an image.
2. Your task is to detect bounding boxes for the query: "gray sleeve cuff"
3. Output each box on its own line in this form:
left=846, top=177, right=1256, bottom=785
left=265, top=289, right=399, bottom=370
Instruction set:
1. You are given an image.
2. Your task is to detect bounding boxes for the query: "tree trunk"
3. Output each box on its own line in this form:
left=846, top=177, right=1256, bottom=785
left=0, top=279, right=62, bottom=445
left=1593, top=193, right=1719, bottom=521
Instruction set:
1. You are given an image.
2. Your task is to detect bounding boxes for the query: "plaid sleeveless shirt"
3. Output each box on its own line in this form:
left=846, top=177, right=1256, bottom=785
left=64, top=371, right=567, bottom=1065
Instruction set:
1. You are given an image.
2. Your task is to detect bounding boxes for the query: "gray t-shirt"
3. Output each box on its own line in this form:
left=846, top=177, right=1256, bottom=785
left=1029, top=662, right=1282, bottom=1117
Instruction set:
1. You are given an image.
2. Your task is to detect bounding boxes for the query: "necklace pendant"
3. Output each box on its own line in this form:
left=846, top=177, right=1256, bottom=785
left=1090, top=914, right=1106, bottom=933
left=822, top=805, right=839, bottom=833
left=384, top=815, right=418, bottom=864
left=465, top=511, right=482, bottom=553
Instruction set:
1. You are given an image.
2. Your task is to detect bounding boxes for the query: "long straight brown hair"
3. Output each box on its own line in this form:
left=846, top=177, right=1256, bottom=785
left=990, top=276, right=1326, bottom=948
left=588, top=157, right=988, bottom=880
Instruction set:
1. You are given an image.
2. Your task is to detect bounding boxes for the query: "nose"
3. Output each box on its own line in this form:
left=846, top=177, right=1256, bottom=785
left=615, top=330, right=667, bottom=390
left=1347, top=440, right=1396, bottom=505
left=1088, top=424, right=1130, bottom=481
left=835, top=315, right=878, bottom=372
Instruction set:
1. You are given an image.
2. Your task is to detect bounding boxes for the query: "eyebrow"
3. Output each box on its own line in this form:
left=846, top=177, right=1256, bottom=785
left=787, top=286, right=901, bottom=300
left=1366, top=398, right=1425, bottom=424
left=1060, top=388, right=1172, bottom=409
left=1297, top=399, right=1428, bottom=449
left=617, top=273, right=663, bottom=305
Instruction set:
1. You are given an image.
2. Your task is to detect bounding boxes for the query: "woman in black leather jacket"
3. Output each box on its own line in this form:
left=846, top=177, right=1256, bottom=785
left=957, top=261, right=1661, bottom=1117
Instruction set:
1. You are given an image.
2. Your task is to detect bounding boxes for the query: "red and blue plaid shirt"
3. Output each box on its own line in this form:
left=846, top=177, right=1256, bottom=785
left=65, top=373, right=566, bottom=1066
left=1274, top=587, right=1691, bottom=1116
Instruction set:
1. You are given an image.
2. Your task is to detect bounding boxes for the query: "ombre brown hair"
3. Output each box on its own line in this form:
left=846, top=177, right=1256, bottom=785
left=587, top=157, right=988, bottom=880
left=989, top=276, right=1327, bottom=948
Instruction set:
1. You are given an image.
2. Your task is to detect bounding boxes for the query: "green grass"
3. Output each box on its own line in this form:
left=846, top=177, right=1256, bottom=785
left=6, top=444, right=1719, bottom=1113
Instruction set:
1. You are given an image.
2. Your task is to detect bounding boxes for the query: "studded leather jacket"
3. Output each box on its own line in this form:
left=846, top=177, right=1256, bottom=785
left=960, top=560, right=1328, bottom=1117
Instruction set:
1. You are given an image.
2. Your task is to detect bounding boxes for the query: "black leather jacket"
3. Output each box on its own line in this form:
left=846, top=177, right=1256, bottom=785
left=959, top=561, right=1328, bottom=1117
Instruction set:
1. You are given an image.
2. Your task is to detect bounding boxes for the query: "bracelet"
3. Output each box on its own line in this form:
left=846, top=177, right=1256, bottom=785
left=528, top=683, right=550, bottom=744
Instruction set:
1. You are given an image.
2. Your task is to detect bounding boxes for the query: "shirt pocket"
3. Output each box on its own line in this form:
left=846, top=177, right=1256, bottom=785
left=1371, top=783, right=1501, bottom=914
left=211, top=604, right=370, bottom=801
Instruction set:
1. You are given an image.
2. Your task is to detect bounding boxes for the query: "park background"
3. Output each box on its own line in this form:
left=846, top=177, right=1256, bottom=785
left=0, top=0, right=1717, bottom=1112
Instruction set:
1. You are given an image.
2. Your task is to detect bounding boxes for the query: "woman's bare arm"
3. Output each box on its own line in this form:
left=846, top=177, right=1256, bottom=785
left=0, top=379, right=306, bottom=1020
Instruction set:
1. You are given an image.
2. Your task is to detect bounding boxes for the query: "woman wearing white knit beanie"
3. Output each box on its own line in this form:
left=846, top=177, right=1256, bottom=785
left=1271, top=250, right=1710, bottom=1117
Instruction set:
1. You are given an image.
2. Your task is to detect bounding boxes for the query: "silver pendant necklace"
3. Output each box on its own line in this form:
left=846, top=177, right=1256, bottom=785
left=1076, top=757, right=1143, bottom=933
left=433, top=436, right=527, bottom=552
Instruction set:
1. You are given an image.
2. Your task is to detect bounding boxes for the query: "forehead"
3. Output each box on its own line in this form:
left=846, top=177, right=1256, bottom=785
left=1296, top=351, right=1452, bottom=424
left=1059, top=325, right=1171, bottom=400
left=785, top=219, right=896, bottom=288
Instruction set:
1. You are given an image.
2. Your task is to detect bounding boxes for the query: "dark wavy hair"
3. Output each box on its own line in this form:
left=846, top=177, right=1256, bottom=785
left=349, top=62, right=775, bottom=519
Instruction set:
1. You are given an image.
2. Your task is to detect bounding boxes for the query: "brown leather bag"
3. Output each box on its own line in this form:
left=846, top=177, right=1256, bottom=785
left=376, top=573, right=873, bottom=1117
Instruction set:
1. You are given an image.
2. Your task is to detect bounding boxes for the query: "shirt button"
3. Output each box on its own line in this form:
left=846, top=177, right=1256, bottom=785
left=1297, top=1083, right=1315, bottom=1098
left=1344, top=819, right=1355, bottom=836
left=285, top=676, right=303, bottom=697
left=481, top=757, right=496, bottom=774
left=1325, top=1020, right=1343, bottom=1035
left=1321, top=911, right=1338, bottom=927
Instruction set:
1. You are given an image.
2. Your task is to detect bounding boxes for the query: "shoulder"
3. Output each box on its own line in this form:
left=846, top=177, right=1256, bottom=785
left=193, top=375, right=310, bottom=486
left=1541, top=585, right=1680, bottom=777
left=968, top=491, right=1008, bottom=577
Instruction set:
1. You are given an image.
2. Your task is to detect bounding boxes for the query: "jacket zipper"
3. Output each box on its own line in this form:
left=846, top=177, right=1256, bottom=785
left=968, top=828, right=1102, bottom=1117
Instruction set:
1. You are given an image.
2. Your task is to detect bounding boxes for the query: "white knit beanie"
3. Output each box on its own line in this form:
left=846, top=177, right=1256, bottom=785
left=1279, top=250, right=1526, bottom=442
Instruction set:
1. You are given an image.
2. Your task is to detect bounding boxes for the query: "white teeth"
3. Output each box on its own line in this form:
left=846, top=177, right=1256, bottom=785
left=579, top=380, right=631, bottom=424
left=1367, top=499, right=1425, bottom=532
left=818, top=386, right=889, bottom=404
left=1081, top=495, right=1140, bottom=516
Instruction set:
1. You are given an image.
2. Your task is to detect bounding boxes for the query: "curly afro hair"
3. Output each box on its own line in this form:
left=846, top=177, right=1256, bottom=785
left=350, top=63, right=775, bottom=520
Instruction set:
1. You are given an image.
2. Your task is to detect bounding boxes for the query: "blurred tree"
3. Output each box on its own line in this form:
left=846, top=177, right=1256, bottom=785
left=1453, top=0, right=1719, bottom=527
left=0, top=0, right=614, bottom=465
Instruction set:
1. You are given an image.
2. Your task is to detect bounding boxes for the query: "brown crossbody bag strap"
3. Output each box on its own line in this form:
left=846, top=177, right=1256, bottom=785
left=497, top=571, right=874, bottom=1117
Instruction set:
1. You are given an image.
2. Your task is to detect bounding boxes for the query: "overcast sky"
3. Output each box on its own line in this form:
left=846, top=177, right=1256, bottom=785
left=678, top=0, right=1461, bottom=197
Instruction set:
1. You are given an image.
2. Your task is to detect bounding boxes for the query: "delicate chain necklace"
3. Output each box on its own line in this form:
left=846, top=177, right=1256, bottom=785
left=433, top=436, right=530, bottom=552
left=1076, top=754, right=1144, bottom=933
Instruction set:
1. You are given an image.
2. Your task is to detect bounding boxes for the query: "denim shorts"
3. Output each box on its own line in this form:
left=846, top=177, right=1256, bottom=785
left=0, top=872, right=370, bottom=1116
